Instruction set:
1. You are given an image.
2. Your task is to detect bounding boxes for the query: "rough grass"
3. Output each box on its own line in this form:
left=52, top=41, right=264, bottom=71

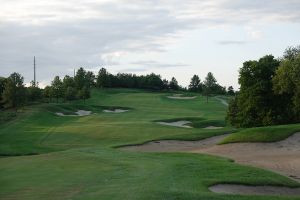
left=0, top=88, right=299, bottom=200
left=220, top=123, right=300, bottom=144
left=0, top=111, right=17, bottom=124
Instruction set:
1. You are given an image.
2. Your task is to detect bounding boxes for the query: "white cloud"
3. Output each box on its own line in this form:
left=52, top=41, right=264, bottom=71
left=0, top=0, right=299, bottom=85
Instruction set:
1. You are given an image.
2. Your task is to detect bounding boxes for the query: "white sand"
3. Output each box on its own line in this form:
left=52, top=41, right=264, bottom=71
left=55, top=110, right=91, bottom=116
left=215, top=97, right=228, bottom=106
left=75, top=110, right=92, bottom=116
left=157, top=121, right=192, bottom=128
left=209, top=184, right=300, bottom=196
left=167, top=94, right=197, bottom=99
left=103, top=109, right=129, bottom=113
left=203, top=126, right=224, bottom=129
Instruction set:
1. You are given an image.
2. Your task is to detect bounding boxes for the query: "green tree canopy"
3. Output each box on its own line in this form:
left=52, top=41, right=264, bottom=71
left=97, top=68, right=111, bottom=88
left=227, top=55, right=283, bottom=127
left=74, top=67, right=87, bottom=90
left=2, top=73, right=26, bottom=109
left=227, top=86, right=235, bottom=96
left=273, top=47, right=300, bottom=120
left=51, top=76, right=63, bottom=102
left=169, top=77, right=179, bottom=90
left=188, top=75, right=202, bottom=92
left=203, top=72, right=217, bottom=102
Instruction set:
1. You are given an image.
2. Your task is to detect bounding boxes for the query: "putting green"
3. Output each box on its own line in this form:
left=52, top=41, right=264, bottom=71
left=0, top=88, right=299, bottom=200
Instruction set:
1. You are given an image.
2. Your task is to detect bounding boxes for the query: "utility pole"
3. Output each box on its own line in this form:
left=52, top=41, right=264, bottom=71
left=34, top=56, right=36, bottom=86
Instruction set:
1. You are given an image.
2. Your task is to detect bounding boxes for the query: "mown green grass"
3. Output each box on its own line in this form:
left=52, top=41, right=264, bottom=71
left=0, top=88, right=299, bottom=200
left=221, top=123, right=300, bottom=144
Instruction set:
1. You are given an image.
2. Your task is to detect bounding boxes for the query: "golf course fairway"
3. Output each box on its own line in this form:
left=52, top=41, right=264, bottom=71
left=1, top=89, right=299, bottom=200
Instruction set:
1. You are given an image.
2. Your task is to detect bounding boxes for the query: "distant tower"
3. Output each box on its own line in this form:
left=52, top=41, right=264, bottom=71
left=74, top=69, right=76, bottom=77
left=33, top=56, right=36, bottom=86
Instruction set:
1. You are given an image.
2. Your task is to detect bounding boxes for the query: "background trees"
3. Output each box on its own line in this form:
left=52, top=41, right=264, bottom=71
left=0, top=77, right=7, bottom=108
left=273, top=46, right=300, bottom=121
left=227, top=86, right=235, bottom=96
left=73, top=67, right=91, bottom=102
left=188, top=75, right=202, bottom=92
left=2, top=73, right=26, bottom=110
left=0, top=64, right=236, bottom=109
left=43, top=86, right=53, bottom=103
left=227, top=47, right=300, bottom=128
left=51, top=76, right=64, bottom=103
left=27, top=81, right=42, bottom=102
left=97, top=68, right=111, bottom=88
left=227, top=55, right=280, bottom=127
left=203, top=72, right=217, bottom=102
left=169, top=77, right=179, bottom=90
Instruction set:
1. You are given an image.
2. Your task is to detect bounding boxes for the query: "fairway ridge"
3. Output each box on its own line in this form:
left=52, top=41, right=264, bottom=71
left=209, top=184, right=300, bottom=196
left=121, top=134, right=228, bottom=152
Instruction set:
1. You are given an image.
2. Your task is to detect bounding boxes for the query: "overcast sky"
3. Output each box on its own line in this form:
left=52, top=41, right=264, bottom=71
left=1, top=0, right=300, bottom=89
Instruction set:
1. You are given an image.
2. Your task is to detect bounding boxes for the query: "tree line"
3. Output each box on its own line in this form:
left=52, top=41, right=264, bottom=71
left=1, top=66, right=234, bottom=110
left=96, top=68, right=234, bottom=96
left=0, top=68, right=93, bottom=110
left=227, top=45, right=300, bottom=127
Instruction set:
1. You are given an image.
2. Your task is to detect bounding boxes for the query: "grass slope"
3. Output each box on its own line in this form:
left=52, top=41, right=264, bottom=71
left=221, top=123, right=300, bottom=144
left=0, top=88, right=299, bottom=200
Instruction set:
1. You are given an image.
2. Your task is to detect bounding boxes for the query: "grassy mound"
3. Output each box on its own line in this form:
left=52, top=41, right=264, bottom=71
left=220, top=123, right=300, bottom=144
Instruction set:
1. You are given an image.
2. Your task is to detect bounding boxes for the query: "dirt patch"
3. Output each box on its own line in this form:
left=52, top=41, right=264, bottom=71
left=209, top=184, right=300, bottom=196
left=56, top=110, right=92, bottom=116
left=122, top=133, right=300, bottom=182
left=157, top=121, right=192, bottom=128
left=103, top=109, right=129, bottom=113
left=167, top=94, right=197, bottom=100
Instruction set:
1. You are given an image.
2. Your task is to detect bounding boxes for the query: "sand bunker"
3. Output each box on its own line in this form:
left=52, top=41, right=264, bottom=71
left=215, top=97, right=228, bottom=106
left=203, top=126, right=223, bottom=129
left=209, top=184, right=300, bottom=196
left=157, top=121, right=192, bottom=128
left=103, top=109, right=129, bottom=113
left=167, top=94, right=197, bottom=100
left=193, top=132, right=300, bottom=182
left=122, top=133, right=300, bottom=182
left=55, top=110, right=92, bottom=116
